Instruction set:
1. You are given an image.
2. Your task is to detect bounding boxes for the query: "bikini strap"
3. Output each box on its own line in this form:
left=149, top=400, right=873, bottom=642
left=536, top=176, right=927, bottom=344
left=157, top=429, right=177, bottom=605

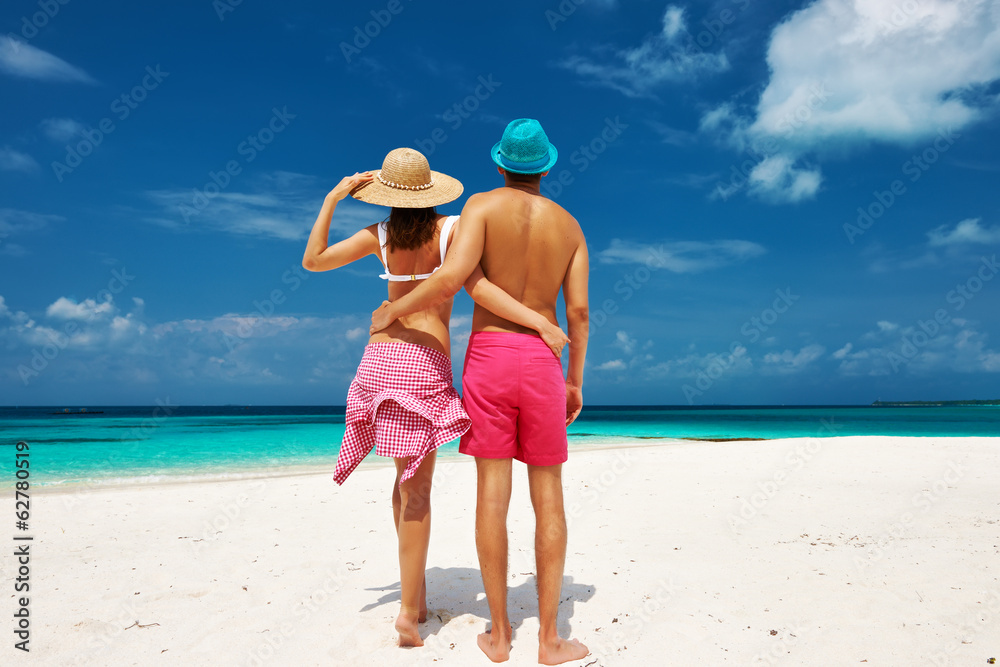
left=377, top=220, right=390, bottom=271
left=439, top=215, right=458, bottom=263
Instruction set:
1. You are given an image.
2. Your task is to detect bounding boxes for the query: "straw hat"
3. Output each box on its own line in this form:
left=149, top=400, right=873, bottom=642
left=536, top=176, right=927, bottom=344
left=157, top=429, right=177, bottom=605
left=350, top=148, right=463, bottom=207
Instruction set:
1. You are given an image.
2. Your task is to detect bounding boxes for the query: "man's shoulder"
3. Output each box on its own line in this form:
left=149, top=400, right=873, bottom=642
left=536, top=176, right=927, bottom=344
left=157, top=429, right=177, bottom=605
left=467, top=187, right=509, bottom=204
left=459, top=189, right=501, bottom=218
left=544, top=199, right=582, bottom=235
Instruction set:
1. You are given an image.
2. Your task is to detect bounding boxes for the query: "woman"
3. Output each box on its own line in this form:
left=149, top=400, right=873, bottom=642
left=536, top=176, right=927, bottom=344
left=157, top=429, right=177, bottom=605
left=301, top=148, right=567, bottom=647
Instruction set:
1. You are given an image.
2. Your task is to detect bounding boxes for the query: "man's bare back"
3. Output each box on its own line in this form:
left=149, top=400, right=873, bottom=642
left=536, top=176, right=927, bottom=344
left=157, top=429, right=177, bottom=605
left=469, top=185, right=584, bottom=335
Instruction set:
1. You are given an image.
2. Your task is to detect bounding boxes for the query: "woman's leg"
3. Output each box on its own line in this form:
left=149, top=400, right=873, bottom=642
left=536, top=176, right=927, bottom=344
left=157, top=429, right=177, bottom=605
left=392, top=462, right=427, bottom=623
left=393, top=451, right=436, bottom=647
left=392, top=464, right=402, bottom=531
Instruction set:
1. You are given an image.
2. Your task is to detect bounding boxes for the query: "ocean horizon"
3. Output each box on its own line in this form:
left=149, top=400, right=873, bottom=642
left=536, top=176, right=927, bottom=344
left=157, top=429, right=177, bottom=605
left=2, top=404, right=997, bottom=488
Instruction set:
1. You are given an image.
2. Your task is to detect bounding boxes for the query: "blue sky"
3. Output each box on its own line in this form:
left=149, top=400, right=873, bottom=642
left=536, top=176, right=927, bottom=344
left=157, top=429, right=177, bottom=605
left=2, top=0, right=999, bottom=406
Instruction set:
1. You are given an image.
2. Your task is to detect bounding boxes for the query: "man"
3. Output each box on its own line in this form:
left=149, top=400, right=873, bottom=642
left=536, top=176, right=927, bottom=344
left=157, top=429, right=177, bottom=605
left=369, top=118, right=590, bottom=665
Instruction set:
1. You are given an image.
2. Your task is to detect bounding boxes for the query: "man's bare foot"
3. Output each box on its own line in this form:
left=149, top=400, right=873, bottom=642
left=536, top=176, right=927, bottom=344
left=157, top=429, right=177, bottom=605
left=538, top=637, right=589, bottom=665
left=477, top=628, right=511, bottom=663
left=395, top=609, right=423, bottom=647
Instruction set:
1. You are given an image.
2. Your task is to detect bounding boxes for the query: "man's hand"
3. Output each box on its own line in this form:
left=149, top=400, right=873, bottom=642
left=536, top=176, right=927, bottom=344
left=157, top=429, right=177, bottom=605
left=566, top=383, right=583, bottom=426
left=370, top=300, right=396, bottom=334
left=539, top=321, right=570, bottom=359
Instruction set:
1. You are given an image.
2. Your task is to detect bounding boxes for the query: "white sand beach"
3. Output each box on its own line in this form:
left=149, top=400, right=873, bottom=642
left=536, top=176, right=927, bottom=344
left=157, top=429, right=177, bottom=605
left=11, top=436, right=1000, bottom=666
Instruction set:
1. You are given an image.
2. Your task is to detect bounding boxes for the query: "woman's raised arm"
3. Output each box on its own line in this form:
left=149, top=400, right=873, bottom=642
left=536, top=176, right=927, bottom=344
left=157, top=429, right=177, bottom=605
left=302, top=172, right=379, bottom=272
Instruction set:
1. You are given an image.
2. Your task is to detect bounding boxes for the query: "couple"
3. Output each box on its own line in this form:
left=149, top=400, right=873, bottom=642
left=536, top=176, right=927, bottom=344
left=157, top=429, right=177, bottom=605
left=302, top=119, right=590, bottom=664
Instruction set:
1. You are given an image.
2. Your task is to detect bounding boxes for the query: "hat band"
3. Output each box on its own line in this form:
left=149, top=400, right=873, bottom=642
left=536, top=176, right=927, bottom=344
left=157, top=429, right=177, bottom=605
left=498, top=150, right=551, bottom=172
left=378, top=171, right=434, bottom=191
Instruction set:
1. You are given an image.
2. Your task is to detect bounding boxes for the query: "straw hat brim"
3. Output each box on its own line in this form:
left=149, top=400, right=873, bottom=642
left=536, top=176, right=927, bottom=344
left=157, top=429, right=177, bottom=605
left=350, top=170, right=464, bottom=208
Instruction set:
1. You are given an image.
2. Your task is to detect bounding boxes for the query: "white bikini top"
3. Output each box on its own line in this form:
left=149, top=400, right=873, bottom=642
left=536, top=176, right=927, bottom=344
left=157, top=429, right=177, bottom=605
left=377, top=215, right=458, bottom=282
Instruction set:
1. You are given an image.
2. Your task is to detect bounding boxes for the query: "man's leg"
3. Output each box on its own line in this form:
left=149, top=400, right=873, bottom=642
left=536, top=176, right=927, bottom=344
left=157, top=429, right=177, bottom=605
left=394, top=452, right=435, bottom=647
left=527, top=464, right=589, bottom=665
left=475, top=457, right=514, bottom=662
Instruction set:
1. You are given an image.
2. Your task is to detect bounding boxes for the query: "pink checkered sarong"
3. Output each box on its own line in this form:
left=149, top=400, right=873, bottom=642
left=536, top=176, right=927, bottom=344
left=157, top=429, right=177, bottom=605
left=333, top=341, right=470, bottom=486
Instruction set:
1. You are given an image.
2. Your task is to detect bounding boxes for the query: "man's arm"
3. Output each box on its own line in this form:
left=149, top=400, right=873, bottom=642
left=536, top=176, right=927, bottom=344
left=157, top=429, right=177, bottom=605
left=370, top=194, right=489, bottom=332
left=562, top=237, right=590, bottom=425
left=464, top=265, right=570, bottom=358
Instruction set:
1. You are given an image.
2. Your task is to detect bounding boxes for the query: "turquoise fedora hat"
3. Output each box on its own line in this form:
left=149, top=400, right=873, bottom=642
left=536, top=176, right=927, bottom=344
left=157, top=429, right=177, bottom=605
left=491, top=118, right=558, bottom=175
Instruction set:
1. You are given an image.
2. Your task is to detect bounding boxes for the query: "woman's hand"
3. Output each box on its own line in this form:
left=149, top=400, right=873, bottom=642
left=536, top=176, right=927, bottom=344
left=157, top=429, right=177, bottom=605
left=327, top=171, right=374, bottom=203
left=370, top=300, right=396, bottom=334
left=539, top=321, right=570, bottom=359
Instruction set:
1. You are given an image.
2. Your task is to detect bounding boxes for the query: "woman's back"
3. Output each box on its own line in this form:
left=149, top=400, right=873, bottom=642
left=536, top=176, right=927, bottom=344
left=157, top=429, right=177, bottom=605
left=369, top=214, right=457, bottom=356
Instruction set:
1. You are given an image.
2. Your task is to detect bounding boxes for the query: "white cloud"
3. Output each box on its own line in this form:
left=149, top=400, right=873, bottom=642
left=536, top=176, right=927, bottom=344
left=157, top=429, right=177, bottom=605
left=345, top=327, right=366, bottom=341
left=0, top=291, right=378, bottom=390
left=832, top=343, right=853, bottom=359
left=642, top=345, right=754, bottom=380
left=751, top=0, right=1000, bottom=147
left=928, top=218, right=1000, bottom=246
left=0, top=147, right=39, bottom=173
left=0, top=296, right=31, bottom=327
left=0, top=294, right=141, bottom=361
left=703, top=0, right=1000, bottom=203
left=0, top=208, right=61, bottom=234
left=40, top=118, right=85, bottom=143
left=110, top=313, right=146, bottom=339
left=863, top=217, right=1000, bottom=271
left=981, top=351, right=1000, bottom=371
left=559, top=5, right=729, bottom=97
left=46, top=297, right=115, bottom=321
left=144, top=171, right=383, bottom=241
left=612, top=330, right=637, bottom=356
left=877, top=321, right=899, bottom=333
left=762, top=344, right=825, bottom=374
left=0, top=208, right=62, bottom=256
left=661, top=5, right=685, bottom=40
left=0, top=37, right=95, bottom=84
left=836, top=318, right=1000, bottom=376
left=746, top=155, right=822, bottom=203
left=598, top=238, right=766, bottom=273
left=596, top=359, right=627, bottom=371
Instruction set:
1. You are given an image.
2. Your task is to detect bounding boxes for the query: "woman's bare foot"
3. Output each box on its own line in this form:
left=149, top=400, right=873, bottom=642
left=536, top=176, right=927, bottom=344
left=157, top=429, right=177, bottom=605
left=395, top=609, right=423, bottom=647
left=476, top=627, right=511, bottom=663
left=538, top=637, right=589, bottom=665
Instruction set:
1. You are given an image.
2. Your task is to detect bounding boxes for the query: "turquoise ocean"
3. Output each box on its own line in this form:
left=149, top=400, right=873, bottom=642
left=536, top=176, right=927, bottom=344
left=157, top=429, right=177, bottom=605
left=1, top=405, right=997, bottom=487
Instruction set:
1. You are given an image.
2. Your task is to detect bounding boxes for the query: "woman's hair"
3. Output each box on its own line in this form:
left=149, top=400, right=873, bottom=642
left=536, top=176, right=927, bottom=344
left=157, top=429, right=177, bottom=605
left=383, top=207, right=437, bottom=251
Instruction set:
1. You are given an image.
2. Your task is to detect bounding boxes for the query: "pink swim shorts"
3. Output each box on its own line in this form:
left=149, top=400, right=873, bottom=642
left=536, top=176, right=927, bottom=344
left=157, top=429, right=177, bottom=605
left=459, top=331, right=568, bottom=466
